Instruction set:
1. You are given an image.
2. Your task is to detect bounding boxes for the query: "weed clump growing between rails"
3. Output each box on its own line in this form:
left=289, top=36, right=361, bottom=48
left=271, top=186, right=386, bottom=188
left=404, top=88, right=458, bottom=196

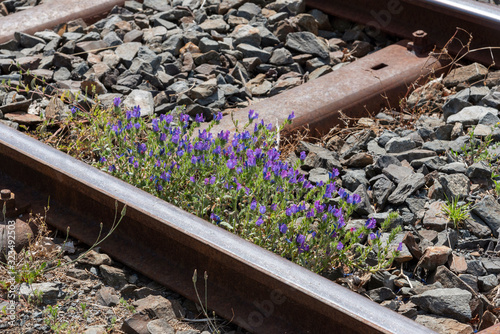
left=51, top=100, right=402, bottom=274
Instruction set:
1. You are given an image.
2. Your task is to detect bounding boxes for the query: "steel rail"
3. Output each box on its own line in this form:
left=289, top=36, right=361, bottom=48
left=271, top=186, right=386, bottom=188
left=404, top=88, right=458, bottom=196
left=207, top=40, right=444, bottom=137
left=0, top=0, right=127, bottom=44
left=0, top=125, right=433, bottom=333
left=306, top=0, right=500, bottom=68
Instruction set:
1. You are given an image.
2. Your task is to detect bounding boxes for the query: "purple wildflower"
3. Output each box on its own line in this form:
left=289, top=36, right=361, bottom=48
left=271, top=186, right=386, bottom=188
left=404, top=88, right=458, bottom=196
left=299, top=151, right=306, bottom=160
left=279, top=223, right=288, bottom=234
left=365, top=218, right=376, bottom=229
left=113, top=97, right=121, bottom=107
left=337, top=241, right=344, bottom=250
left=210, top=213, right=220, bottom=222
left=248, top=109, right=259, bottom=120
left=250, top=199, right=257, bottom=211
left=288, top=111, right=295, bottom=121
left=397, top=242, right=403, bottom=252
left=259, top=205, right=266, bottom=214
left=256, top=216, right=264, bottom=226
left=226, top=159, right=237, bottom=169
left=108, top=165, right=116, bottom=172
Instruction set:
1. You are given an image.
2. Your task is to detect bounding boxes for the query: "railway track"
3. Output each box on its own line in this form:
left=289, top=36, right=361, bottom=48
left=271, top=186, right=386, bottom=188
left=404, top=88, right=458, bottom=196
left=1, top=0, right=500, bottom=333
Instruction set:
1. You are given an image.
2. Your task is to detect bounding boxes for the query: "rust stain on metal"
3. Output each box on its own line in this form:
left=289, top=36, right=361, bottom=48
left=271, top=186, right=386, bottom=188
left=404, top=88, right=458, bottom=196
left=207, top=40, right=443, bottom=137
left=0, top=0, right=126, bottom=44
left=306, top=0, right=500, bottom=68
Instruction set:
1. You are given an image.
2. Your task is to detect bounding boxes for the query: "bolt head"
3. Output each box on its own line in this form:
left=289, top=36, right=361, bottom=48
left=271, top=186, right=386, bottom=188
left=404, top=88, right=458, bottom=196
left=0, top=189, right=11, bottom=199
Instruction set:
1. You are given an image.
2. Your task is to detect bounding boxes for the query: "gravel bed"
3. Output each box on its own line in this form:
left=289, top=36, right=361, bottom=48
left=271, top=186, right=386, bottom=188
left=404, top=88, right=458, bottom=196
left=0, top=0, right=397, bottom=128
left=0, top=228, right=243, bottom=333
left=292, top=63, right=500, bottom=334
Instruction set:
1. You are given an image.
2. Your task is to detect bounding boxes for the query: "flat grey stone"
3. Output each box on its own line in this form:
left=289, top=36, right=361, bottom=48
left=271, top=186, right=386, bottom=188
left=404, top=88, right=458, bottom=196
left=438, top=173, right=470, bottom=200
left=384, top=137, right=416, bottom=153
left=285, top=31, right=329, bottom=58
left=446, top=105, right=498, bottom=126
left=123, top=90, right=154, bottom=116
left=372, top=176, right=395, bottom=208
left=382, top=164, right=413, bottom=184
left=387, top=173, right=425, bottom=205
left=388, top=149, right=436, bottom=162
left=472, top=196, right=500, bottom=236
left=439, top=162, right=467, bottom=174
left=410, top=288, right=472, bottom=322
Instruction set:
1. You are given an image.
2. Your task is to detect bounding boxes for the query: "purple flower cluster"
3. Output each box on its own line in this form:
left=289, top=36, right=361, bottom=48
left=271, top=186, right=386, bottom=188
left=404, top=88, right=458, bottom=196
left=100, top=108, right=379, bottom=273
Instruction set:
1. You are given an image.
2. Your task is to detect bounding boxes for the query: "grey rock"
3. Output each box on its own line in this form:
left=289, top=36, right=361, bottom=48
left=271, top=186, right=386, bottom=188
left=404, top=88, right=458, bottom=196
left=97, top=286, right=120, bottom=307
left=438, top=173, right=470, bottom=199
left=372, top=176, right=395, bottom=208
left=255, top=25, right=280, bottom=47
left=376, top=155, right=402, bottom=169
left=285, top=32, right=329, bottom=58
left=53, top=67, right=71, bottom=81
left=19, top=283, right=64, bottom=305
left=274, top=0, right=306, bottom=15
left=387, top=173, right=425, bottom=205
left=83, top=327, right=107, bottom=334
left=378, top=131, right=399, bottom=147
left=116, top=74, right=142, bottom=87
left=435, top=229, right=458, bottom=248
left=482, top=258, right=500, bottom=274
left=121, top=313, right=150, bottom=334
left=78, top=250, right=112, bottom=266
left=308, top=168, right=330, bottom=184
left=236, top=43, right=271, bottom=63
left=100, top=265, right=128, bottom=288
left=443, top=62, right=488, bottom=88
left=162, top=34, right=183, bottom=56
left=478, top=111, right=500, bottom=125
left=384, top=137, right=416, bottom=153
left=439, top=162, right=467, bottom=174
left=199, top=37, right=220, bottom=53
left=466, top=161, right=491, bottom=180
left=478, top=274, right=498, bottom=292
left=103, top=31, right=123, bottom=47
left=465, top=213, right=492, bottom=238
left=389, top=149, right=437, bottom=162
left=236, top=2, right=261, bottom=20
left=354, top=184, right=373, bottom=216
left=15, top=32, right=46, bottom=48
left=340, top=130, right=376, bottom=160
left=446, top=106, right=498, bottom=126
left=341, top=169, right=369, bottom=192
left=269, top=48, right=293, bottom=65
left=115, top=42, right=142, bottom=67
left=480, top=85, right=500, bottom=109
left=422, top=140, right=449, bottom=154
left=458, top=274, right=478, bottom=293
left=415, top=315, right=473, bottom=334
left=410, top=288, right=472, bottom=322
left=147, top=319, right=175, bottom=334
left=123, top=90, right=154, bottom=116
left=231, top=24, right=261, bottom=47
left=466, top=260, right=487, bottom=276
left=133, top=295, right=178, bottom=321
left=442, top=96, right=472, bottom=120
left=472, top=196, right=500, bottom=236
left=382, top=164, right=413, bottom=184
left=143, top=0, right=171, bottom=11
left=367, top=287, right=396, bottom=303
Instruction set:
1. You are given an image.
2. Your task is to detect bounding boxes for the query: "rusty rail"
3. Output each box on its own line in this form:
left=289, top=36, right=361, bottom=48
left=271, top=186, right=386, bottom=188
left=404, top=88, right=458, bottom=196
left=208, top=40, right=444, bottom=137
left=0, top=0, right=127, bottom=44
left=306, top=0, right=500, bottom=68
left=0, top=124, right=433, bottom=333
